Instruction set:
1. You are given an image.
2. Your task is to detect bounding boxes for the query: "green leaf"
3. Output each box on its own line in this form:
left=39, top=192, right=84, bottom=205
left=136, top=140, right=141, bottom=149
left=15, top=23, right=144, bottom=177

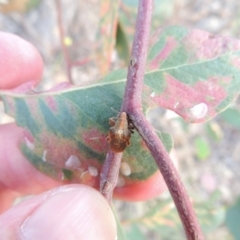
left=194, top=137, right=210, bottom=160
left=1, top=26, right=240, bottom=186
left=123, top=198, right=185, bottom=239
left=125, top=224, right=145, bottom=240
left=196, top=200, right=226, bottom=233
left=225, top=198, right=240, bottom=239
left=206, top=121, right=223, bottom=141
left=116, top=22, right=130, bottom=64
left=111, top=203, right=127, bottom=240
left=220, top=108, right=240, bottom=129
left=122, top=192, right=225, bottom=238
left=27, top=0, right=41, bottom=10
left=147, top=26, right=240, bottom=123
left=1, top=81, right=173, bottom=185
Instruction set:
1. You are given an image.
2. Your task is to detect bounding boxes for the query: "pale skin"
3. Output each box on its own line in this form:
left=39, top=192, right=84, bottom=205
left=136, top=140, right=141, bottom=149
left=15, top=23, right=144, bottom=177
left=0, top=32, right=167, bottom=239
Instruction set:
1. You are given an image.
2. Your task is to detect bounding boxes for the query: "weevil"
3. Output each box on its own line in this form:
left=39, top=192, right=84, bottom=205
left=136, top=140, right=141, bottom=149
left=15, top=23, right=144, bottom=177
left=106, top=112, right=134, bottom=153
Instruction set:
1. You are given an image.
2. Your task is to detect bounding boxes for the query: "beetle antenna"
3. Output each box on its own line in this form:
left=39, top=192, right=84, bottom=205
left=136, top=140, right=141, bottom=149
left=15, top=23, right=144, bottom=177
left=110, top=107, right=120, bottom=114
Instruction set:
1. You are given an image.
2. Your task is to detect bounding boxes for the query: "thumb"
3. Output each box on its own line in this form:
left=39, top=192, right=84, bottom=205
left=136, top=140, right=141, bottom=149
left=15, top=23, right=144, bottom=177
left=0, top=185, right=117, bottom=240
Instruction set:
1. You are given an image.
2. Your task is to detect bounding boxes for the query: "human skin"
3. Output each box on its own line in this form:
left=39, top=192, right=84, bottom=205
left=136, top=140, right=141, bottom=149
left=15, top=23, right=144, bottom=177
left=0, top=32, right=167, bottom=239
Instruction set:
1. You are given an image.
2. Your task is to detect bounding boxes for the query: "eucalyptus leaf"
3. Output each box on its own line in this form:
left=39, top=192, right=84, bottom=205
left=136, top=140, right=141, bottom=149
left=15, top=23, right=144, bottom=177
left=1, top=26, right=240, bottom=187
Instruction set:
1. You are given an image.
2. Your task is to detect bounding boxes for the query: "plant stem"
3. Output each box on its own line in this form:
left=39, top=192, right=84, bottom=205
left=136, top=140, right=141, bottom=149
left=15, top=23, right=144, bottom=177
left=130, top=111, right=204, bottom=240
left=100, top=0, right=153, bottom=202
left=121, top=0, right=152, bottom=112
left=101, top=0, right=204, bottom=238
left=56, top=0, right=73, bottom=83
left=121, top=0, right=204, bottom=239
left=100, top=151, right=122, bottom=203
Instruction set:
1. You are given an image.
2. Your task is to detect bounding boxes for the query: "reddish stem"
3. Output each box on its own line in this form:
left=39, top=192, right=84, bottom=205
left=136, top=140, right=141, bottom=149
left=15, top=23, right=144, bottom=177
left=71, top=58, right=91, bottom=67
left=101, top=0, right=204, bottom=239
left=100, top=151, right=122, bottom=203
left=100, top=0, right=153, bottom=203
left=121, top=0, right=152, bottom=112
left=55, top=0, right=73, bottom=83
left=130, top=111, right=204, bottom=240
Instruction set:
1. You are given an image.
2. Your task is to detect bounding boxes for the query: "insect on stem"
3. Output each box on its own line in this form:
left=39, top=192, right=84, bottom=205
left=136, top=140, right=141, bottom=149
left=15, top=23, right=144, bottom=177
left=106, top=112, right=134, bottom=153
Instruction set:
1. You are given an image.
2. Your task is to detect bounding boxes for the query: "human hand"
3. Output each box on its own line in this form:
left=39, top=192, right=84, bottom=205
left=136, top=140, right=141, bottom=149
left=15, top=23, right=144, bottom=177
left=0, top=32, right=166, bottom=239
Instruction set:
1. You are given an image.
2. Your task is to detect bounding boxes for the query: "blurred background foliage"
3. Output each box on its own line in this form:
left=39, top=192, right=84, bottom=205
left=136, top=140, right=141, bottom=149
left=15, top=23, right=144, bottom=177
left=1, top=0, right=240, bottom=239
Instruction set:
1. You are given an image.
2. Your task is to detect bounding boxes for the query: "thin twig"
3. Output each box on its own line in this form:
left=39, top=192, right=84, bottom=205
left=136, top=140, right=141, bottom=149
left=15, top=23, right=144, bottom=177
left=101, top=0, right=204, bottom=239
left=71, top=58, right=91, bottom=67
left=120, top=0, right=204, bottom=239
left=100, top=151, right=122, bottom=203
left=99, top=0, right=153, bottom=203
left=55, top=0, right=73, bottom=83
left=121, top=0, right=151, bottom=112
left=130, top=111, right=204, bottom=240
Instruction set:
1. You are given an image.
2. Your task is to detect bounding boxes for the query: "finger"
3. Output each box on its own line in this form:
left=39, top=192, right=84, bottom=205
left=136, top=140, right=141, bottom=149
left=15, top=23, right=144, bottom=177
left=114, top=171, right=167, bottom=201
left=0, top=187, right=20, bottom=214
left=0, top=32, right=43, bottom=89
left=0, top=185, right=117, bottom=240
left=0, top=123, right=61, bottom=207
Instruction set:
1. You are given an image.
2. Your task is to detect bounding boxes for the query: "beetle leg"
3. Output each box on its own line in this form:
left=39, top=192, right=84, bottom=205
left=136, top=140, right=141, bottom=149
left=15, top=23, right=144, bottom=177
left=106, top=133, right=113, bottom=142
left=128, top=123, right=135, bottom=134
left=109, top=118, right=115, bottom=126
left=128, top=123, right=134, bottom=129
left=129, top=129, right=134, bottom=134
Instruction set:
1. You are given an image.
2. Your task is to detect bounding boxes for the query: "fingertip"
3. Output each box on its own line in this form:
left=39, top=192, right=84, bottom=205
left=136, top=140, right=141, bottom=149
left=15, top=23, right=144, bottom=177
left=0, top=123, right=60, bottom=195
left=0, top=32, right=43, bottom=89
left=0, top=185, right=117, bottom=240
left=22, top=185, right=116, bottom=240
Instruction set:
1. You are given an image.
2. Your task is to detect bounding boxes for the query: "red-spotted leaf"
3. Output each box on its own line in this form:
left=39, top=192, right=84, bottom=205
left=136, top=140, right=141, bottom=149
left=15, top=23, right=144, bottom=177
left=146, top=26, right=240, bottom=122
left=1, top=26, right=240, bottom=187
left=0, top=80, right=172, bottom=187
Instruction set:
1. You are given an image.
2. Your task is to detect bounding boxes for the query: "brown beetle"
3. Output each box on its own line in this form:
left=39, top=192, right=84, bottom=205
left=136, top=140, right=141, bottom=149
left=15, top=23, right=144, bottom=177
left=106, top=112, right=134, bottom=153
